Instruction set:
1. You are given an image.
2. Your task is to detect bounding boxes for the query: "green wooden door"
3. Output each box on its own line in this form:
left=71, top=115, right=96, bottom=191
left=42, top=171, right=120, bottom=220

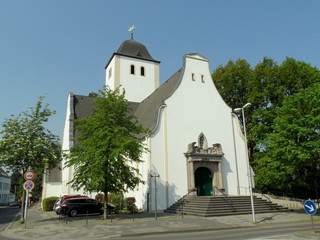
left=195, top=167, right=213, bottom=196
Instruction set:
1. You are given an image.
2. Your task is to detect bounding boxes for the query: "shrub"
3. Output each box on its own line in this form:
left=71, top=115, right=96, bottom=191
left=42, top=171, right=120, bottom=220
left=111, top=193, right=125, bottom=213
left=95, top=193, right=104, bottom=202
left=126, top=197, right=137, bottom=213
left=42, top=196, right=59, bottom=211
left=95, top=193, right=115, bottom=203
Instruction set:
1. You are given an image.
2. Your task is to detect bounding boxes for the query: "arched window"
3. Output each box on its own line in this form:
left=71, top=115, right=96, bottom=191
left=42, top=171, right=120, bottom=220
left=141, top=66, right=145, bottom=76
left=130, top=65, right=135, bottom=74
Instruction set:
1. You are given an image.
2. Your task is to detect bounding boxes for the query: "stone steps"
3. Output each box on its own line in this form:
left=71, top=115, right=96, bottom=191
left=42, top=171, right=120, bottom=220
left=165, top=196, right=289, bottom=217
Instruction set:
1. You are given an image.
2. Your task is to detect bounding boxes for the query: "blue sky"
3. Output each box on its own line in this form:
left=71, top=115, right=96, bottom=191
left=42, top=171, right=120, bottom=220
left=1, top=0, right=320, bottom=141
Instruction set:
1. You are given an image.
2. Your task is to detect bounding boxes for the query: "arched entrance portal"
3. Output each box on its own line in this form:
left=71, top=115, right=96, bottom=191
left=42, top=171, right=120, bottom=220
left=185, top=133, right=224, bottom=196
left=195, top=167, right=213, bottom=196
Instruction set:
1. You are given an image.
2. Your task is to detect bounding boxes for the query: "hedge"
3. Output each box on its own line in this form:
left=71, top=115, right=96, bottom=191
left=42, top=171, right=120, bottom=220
left=42, top=196, right=59, bottom=211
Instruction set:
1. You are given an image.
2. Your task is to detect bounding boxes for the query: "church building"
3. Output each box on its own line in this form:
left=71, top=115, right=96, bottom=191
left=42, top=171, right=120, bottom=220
left=42, top=37, right=252, bottom=211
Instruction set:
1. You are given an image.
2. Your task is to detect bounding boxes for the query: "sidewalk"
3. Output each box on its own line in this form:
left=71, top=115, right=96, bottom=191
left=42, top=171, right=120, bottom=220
left=1, top=203, right=319, bottom=240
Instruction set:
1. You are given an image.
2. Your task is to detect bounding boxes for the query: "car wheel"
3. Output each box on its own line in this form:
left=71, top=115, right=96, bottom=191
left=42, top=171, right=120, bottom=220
left=69, top=209, right=78, bottom=217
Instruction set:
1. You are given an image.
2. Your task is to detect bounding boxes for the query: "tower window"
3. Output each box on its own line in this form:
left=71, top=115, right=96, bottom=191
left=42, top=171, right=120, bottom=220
left=192, top=73, right=195, bottom=81
left=130, top=65, right=135, bottom=75
left=141, top=66, right=145, bottom=76
left=201, top=75, right=205, bottom=83
left=109, top=68, right=112, bottom=79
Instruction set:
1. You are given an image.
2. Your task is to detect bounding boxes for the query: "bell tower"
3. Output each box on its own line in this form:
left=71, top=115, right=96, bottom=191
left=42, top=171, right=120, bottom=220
left=105, top=38, right=160, bottom=102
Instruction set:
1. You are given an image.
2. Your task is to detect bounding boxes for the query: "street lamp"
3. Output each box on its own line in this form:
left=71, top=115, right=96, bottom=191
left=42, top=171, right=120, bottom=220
left=150, top=174, right=160, bottom=220
left=234, top=103, right=256, bottom=223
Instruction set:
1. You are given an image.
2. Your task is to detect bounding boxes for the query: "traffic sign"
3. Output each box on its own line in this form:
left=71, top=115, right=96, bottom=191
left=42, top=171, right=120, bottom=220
left=24, top=170, right=35, bottom=181
left=304, top=200, right=317, bottom=215
left=23, top=180, right=35, bottom=191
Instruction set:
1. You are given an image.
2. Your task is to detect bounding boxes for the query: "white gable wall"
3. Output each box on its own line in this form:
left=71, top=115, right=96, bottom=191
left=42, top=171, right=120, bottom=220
left=141, top=54, right=249, bottom=210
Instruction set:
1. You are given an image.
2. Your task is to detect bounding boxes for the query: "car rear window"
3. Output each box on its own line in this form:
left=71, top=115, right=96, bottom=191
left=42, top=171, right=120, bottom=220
left=66, top=198, right=85, bottom=203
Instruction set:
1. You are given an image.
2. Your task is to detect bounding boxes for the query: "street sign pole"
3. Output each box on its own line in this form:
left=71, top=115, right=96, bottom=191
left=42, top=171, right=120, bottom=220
left=304, top=200, right=317, bottom=233
left=24, top=190, right=29, bottom=228
left=311, top=215, right=315, bottom=233
left=23, top=178, right=35, bottom=228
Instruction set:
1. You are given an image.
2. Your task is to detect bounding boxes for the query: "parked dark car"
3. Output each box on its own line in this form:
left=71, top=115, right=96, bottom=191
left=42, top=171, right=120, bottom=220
left=53, top=195, right=88, bottom=214
left=60, top=197, right=115, bottom=217
left=60, top=194, right=87, bottom=203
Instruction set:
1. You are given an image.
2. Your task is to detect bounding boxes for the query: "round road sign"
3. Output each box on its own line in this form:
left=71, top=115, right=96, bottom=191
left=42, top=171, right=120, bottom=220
left=24, top=170, right=35, bottom=180
left=23, top=180, right=35, bottom=191
left=304, top=200, right=317, bottom=215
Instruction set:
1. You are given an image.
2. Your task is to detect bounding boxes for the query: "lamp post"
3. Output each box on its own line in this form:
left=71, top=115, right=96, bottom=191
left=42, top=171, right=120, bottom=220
left=234, top=103, right=256, bottom=223
left=150, top=174, right=160, bottom=220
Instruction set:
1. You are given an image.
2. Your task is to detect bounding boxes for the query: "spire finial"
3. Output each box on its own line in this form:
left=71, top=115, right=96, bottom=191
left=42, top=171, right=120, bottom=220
left=128, top=25, right=135, bottom=39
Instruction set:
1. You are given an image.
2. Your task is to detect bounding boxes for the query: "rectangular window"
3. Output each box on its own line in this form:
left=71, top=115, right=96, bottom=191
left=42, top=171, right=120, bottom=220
left=109, top=68, right=112, bottom=79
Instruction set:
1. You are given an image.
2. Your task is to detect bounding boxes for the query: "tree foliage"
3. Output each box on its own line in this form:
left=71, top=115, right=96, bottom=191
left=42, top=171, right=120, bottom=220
left=212, top=57, right=320, bottom=197
left=64, top=87, right=149, bottom=218
left=254, top=83, right=320, bottom=197
left=0, top=97, right=60, bottom=200
left=212, top=59, right=251, bottom=112
left=0, top=96, right=60, bottom=174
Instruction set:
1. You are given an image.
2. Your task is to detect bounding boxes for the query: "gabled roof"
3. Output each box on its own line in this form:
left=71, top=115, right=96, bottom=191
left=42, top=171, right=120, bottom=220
left=71, top=67, right=184, bottom=138
left=73, top=94, right=95, bottom=120
left=134, top=68, right=184, bottom=133
left=72, top=94, right=141, bottom=138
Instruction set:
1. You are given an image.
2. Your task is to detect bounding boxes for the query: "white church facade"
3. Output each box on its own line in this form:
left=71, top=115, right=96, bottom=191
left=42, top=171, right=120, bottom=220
left=42, top=38, right=252, bottom=211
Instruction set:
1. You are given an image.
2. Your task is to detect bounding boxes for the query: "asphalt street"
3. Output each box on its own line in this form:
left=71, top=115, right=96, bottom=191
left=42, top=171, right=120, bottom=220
left=0, top=205, right=20, bottom=231
left=2, top=203, right=320, bottom=240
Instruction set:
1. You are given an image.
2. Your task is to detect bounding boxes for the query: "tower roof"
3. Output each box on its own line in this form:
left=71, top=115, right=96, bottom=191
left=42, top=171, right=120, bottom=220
left=116, top=39, right=157, bottom=61
left=105, top=39, right=160, bottom=68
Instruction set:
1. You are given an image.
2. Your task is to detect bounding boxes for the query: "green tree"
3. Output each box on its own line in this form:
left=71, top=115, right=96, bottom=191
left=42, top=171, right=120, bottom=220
left=212, top=59, right=251, bottom=112
left=64, top=87, right=148, bottom=219
left=254, top=83, right=320, bottom=198
left=250, top=58, right=320, bottom=147
left=212, top=57, right=320, bottom=196
left=0, top=96, right=60, bottom=173
left=0, top=97, right=60, bottom=218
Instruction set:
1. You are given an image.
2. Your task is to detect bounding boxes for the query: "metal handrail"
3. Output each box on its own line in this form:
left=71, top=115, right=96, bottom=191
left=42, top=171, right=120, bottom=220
left=258, top=192, right=275, bottom=209
left=213, top=186, right=236, bottom=212
left=179, top=189, right=197, bottom=218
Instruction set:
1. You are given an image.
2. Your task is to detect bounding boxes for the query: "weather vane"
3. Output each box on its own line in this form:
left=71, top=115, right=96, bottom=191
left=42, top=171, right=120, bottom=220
left=128, top=25, right=135, bottom=39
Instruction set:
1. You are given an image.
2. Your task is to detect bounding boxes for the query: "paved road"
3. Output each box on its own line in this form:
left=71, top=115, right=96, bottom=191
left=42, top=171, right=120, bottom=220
left=112, top=223, right=320, bottom=240
left=0, top=206, right=20, bottom=231
left=2, top=203, right=320, bottom=240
